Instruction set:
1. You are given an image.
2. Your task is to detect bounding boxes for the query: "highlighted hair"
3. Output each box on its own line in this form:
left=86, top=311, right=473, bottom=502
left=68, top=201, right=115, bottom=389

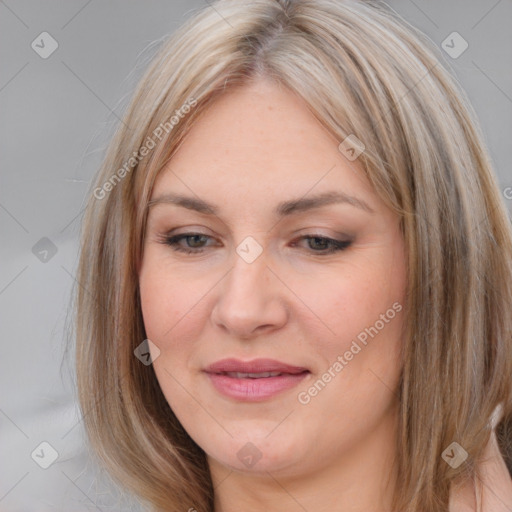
left=74, top=1, right=512, bottom=510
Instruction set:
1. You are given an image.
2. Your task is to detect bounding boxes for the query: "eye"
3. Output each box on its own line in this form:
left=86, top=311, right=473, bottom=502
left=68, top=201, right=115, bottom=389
left=160, top=233, right=214, bottom=254
left=159, top=232, right=352, bottom=255
left=292, top=235, right=352, bottom=254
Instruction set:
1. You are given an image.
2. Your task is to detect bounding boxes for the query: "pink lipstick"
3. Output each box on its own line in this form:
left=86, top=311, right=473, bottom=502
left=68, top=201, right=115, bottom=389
left=203, top=358, right=310, bottom=401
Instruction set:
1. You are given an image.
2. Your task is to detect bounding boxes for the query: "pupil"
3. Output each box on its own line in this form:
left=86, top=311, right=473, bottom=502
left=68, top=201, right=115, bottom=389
left=311, top=237, right=327, bottom=250
left=189, top=235, right=205, bottom=247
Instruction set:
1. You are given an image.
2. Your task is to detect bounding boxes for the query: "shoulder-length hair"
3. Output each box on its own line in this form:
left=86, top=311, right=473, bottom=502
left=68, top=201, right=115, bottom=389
left=73, top=0, right=512, bottom=510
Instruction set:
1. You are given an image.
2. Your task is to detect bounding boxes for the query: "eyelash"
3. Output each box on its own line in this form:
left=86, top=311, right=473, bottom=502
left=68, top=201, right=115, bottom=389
left=159, top=233, right=352, bottom=255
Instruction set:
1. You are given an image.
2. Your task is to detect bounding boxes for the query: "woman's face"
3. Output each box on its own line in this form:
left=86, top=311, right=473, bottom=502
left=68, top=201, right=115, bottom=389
left=139, top=79, right=407, bottom=480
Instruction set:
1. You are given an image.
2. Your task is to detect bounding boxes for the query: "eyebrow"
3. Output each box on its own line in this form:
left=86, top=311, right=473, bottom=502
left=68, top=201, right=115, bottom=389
left=147, top=190, right=375, bottom=216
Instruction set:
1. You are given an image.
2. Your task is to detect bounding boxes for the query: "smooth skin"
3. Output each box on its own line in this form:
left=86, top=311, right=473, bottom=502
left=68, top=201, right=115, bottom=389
left=138, top=79, right=510, bottom=511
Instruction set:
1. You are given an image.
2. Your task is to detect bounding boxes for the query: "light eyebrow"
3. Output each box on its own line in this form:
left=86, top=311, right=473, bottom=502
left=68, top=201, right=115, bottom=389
left=148, top=194, right=217, bottom=214
left=276, top=191, right=374, bottom=215
left=147, top=191, right=375, bottom=216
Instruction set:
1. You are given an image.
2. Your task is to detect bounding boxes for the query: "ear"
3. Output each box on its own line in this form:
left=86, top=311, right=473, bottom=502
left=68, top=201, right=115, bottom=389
left=488, top=403, right=504, bottom=431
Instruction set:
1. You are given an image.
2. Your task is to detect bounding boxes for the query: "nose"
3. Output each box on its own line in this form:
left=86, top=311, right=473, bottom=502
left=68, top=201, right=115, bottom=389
left=210, top=247, right=288, bottom=339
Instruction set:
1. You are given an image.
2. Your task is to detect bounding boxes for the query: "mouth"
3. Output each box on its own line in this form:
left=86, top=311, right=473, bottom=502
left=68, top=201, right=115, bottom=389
left=203, top=358, right=311, bottom=401
left=218, top=371, right=297, bottom=378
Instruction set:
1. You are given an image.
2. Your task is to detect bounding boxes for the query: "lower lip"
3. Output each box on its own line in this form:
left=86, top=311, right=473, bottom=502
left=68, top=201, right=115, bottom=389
left=205, top=372, right=310, bottom=401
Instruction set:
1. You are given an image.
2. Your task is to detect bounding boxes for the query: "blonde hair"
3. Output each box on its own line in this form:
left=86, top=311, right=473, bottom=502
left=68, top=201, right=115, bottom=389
left=73, top=0, right=512, bottom=510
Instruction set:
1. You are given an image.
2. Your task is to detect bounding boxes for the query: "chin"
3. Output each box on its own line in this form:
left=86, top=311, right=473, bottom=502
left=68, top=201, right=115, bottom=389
left=207, top=429, right=303, bottom=475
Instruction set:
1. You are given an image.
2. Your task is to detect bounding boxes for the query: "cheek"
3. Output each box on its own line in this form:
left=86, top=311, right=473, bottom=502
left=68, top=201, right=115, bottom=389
left=139, top=261, right=207, bottom=427
left=308, top=257, right=404, bottom=343
left=139, top=259, right=201, bottom=350
left=139, top=271, right=171, bottom=341
left=306, top=253, right=406, bottom=388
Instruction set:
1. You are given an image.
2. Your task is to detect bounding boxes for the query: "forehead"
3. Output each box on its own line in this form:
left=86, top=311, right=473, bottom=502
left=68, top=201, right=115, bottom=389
left=151, top=80, right=377, bottom=212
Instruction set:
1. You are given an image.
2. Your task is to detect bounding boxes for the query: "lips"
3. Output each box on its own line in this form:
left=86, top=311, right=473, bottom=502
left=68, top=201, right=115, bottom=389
left=203, top=358, right=310, bottom=401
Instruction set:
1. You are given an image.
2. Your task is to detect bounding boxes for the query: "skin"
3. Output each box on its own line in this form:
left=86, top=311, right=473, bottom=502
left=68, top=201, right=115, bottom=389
left=138, top=77, right=410, bottom=511
left=449, top=430, right=512, bottom=512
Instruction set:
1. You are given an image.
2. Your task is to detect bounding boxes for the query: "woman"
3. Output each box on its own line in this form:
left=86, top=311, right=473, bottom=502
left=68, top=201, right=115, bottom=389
left=74, top=0, right=512, bottom=510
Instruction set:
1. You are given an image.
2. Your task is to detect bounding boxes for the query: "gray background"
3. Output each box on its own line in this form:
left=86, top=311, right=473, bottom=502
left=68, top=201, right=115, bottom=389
left=1, top=1, right=511, bottom=510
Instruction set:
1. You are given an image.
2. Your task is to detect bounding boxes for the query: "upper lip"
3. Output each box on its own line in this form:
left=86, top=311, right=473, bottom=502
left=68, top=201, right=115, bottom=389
left=204, top=358, right=309, bottom=374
